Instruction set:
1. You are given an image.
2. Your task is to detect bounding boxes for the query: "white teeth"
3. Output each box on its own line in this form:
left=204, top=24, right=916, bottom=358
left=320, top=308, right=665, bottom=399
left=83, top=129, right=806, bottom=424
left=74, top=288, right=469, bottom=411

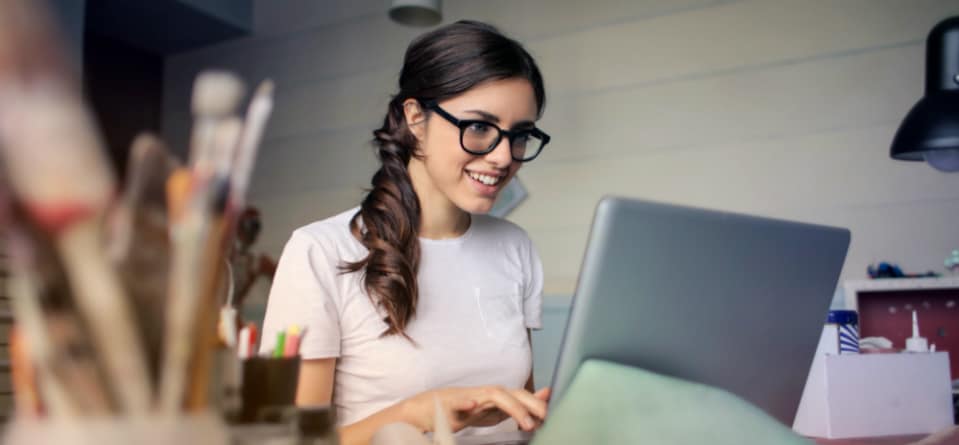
left=467, top=171, right=501, bottom=186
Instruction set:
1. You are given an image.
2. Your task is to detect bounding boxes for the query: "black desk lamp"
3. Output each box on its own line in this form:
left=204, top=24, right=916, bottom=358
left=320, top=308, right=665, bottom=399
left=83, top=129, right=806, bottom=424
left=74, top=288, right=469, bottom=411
left=891, top=16, right=959, bottom=172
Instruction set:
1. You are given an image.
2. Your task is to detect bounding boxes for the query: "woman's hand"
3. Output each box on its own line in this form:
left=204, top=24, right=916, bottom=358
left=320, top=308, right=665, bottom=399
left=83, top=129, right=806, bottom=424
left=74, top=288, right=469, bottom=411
left=402, top=386, right=551, bottom=433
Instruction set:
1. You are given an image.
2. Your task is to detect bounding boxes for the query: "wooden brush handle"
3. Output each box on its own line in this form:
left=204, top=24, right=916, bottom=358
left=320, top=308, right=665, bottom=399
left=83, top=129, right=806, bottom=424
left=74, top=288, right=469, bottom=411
left=184, top=217, right=231, bottom=410
left=56, top=221, right=153, bottom=413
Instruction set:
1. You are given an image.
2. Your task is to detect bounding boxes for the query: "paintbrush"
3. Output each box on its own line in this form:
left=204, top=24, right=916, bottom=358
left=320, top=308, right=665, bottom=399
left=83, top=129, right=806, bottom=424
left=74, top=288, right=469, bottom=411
left=214, top=80, right=274, bottom=349
left=107, top=133, right=181, bottom=388
left=159, top=73, right=244, bottom=412
left=0, top=84, right=153, bottom=416
left=189, top=71, right=245, bottom=176
left=44, top=311, right=116, bottom=414
left=195, top=79, right=276, bottom=409
left=187, top=80, right=274, bottom=410
left=4, top=229, right=78, bottom=417
left=185, top=80, right=275, bottom=410
left=0, top=0, right=152, bottom=415
left=8, top=326, right=42, bottom=417
left=1, top=187, right=113, bottom=417
left=0, top=0, right=75, bottom=88
left=157, top=168, right=209, bottom=413
left=229, top=80, right=275, bottom=212
left=183, top=122, right=244, bottom=411
left=208, top=79, right=275, bottom=385
left=107, top=133, right=180, bottom=263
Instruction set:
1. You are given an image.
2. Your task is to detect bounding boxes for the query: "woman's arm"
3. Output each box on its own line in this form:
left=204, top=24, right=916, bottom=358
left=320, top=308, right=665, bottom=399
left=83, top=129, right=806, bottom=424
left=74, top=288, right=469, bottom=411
left=523, top=328, right=550, bottom=427
left=295, top=358, right=336, bottom=406
left=294, top=359, right=457, bottom=445
left=296, top=357, right=547, bottom=445
left=337, top=397, right=434, bottom=445
left=297, top=358, right=414, bottom=445
left=525, top=329, right=535, bottom=393
left=298, top=358, right=409, bottom=445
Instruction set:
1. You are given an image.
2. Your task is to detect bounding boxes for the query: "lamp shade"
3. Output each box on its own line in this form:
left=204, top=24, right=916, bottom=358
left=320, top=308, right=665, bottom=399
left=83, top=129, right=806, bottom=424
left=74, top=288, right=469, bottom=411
left=890, top=16, right=959, bottom=172
left=389, top=0, right=441, bottom=27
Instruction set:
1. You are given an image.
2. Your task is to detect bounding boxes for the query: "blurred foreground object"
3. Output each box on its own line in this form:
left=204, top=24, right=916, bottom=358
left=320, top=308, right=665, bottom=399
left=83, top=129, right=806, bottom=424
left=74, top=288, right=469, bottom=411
left=534, top=359, right=810, bottom=445
left=0, top=0, right=276, bottom=431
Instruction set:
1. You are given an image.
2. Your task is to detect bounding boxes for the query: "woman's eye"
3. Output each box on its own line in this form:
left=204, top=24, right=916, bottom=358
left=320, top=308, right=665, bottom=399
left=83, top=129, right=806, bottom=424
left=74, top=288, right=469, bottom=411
left=466, top=122, right=492, bottom=134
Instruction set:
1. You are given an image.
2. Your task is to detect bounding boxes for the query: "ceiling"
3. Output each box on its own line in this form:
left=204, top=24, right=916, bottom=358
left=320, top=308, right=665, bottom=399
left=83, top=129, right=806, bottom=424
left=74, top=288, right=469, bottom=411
left=84, top=0, right=253, bottom=55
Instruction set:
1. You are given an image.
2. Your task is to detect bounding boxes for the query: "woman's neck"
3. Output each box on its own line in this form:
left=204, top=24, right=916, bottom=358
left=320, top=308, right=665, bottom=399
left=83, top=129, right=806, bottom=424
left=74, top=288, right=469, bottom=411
left=409, top=159, right=471, bottom=240
left=418, top=199, right=470, bottom=240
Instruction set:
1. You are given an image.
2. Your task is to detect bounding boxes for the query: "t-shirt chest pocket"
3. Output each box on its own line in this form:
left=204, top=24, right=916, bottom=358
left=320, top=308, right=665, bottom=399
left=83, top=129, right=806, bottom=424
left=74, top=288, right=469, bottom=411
left=473, top=283, right=526, bottom=347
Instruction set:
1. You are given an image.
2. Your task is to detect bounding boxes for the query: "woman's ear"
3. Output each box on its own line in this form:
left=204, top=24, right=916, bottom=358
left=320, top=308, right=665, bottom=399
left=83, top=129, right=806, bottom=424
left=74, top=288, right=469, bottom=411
left=402, top=98, right=427, bottom=141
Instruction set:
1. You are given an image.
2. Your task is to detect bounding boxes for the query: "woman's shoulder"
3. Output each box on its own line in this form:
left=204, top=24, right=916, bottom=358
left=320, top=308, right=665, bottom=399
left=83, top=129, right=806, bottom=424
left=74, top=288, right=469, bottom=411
left=288, top=206, right=363, bottom=251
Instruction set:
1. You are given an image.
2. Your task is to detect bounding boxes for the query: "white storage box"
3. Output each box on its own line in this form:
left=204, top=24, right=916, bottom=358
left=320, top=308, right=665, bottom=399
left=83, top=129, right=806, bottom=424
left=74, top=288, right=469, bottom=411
left=793, top=352, right=953, bottom=439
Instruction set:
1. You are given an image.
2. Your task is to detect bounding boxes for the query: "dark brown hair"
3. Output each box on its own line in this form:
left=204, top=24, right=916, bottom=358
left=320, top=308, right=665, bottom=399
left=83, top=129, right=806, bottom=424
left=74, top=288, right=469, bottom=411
left=341, top=20, right=546, bottom=338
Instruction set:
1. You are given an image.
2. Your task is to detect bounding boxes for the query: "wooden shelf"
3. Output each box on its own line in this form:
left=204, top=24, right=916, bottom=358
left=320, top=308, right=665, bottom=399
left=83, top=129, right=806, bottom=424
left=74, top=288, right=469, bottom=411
left=843, top=276, right=959, bottom=311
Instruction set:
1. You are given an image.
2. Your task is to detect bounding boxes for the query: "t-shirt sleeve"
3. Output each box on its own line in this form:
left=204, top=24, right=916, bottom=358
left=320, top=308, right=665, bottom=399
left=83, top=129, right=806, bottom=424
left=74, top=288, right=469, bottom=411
left=260, top=229, right=342, bottom=359
left=522, top=236, right=544, bottom=330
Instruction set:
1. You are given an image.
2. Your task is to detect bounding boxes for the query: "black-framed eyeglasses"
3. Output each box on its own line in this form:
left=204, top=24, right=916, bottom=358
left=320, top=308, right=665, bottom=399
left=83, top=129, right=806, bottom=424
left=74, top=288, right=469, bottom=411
left=420, top=100, right=550, bottom=162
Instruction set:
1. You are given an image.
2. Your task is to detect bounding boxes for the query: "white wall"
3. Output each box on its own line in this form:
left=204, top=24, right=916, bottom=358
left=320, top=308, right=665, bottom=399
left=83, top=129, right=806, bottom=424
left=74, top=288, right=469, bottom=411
left=162, top=0, right=959, bottom=303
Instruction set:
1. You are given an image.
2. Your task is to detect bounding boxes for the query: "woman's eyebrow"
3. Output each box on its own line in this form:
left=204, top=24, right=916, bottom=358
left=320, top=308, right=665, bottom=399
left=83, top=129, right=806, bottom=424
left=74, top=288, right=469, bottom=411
left=463, top=109, right=536, bottom=128
left=463, top=109, right=501, bottom=122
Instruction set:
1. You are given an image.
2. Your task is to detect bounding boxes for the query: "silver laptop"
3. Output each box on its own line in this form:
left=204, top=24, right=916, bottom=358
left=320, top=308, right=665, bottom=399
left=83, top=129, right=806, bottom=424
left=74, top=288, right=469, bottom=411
left=464, top=196, right=850, bottom=444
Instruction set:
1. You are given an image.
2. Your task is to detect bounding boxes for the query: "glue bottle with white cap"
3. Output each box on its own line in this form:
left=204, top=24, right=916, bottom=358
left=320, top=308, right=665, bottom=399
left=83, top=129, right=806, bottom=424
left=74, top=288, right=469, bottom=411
left=905, top=310, right=929, bottom=353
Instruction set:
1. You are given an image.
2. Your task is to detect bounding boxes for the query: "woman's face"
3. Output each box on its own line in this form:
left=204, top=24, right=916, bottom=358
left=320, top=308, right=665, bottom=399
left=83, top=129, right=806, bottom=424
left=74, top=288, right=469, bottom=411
left=406, top=77, right=539, bottom=215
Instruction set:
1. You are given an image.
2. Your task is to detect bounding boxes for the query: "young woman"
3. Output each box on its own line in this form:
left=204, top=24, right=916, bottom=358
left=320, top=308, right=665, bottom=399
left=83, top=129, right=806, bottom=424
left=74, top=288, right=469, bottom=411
left=260, top=20, right=551, bottom=445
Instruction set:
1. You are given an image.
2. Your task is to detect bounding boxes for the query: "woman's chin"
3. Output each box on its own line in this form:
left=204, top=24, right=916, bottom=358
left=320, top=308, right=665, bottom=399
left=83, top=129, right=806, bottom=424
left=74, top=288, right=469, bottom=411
left=457, top=196, right=497, bottom=214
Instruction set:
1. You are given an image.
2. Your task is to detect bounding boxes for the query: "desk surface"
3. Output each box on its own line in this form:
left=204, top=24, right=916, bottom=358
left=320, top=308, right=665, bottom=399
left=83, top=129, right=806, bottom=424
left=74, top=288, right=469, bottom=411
left=811, top=426, right=959, bottom=445
left=814, top=436, right=924, bottom=445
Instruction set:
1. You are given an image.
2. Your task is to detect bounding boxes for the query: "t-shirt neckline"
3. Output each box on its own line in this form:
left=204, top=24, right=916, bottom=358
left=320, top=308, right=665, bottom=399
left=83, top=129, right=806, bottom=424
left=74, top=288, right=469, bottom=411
left=418, top=214, right=475, bottom=245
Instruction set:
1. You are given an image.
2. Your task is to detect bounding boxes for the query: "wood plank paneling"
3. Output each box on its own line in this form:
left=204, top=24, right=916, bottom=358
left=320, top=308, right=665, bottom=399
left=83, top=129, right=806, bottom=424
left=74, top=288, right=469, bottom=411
left=527, top=0, right=959, bottom=95
left=531, top=198, right=959, bottom=295
left=161, top=0, right=959, bottom=296
left=535, top=43, right=923, bottom=163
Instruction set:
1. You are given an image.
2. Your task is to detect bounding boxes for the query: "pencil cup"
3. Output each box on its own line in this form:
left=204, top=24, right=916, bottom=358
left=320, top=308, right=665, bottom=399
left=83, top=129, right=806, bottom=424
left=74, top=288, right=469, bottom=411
left=2, top=412, right=230, bottom=445
left=237, top=356, right=301, bottom=423
left=231, top=405, right=338, bottom=445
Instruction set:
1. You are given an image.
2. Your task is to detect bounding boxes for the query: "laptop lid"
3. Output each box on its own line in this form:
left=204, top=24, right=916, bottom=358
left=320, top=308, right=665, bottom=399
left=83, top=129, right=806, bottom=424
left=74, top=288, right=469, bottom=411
left=549, top=197, right=850, bottom=425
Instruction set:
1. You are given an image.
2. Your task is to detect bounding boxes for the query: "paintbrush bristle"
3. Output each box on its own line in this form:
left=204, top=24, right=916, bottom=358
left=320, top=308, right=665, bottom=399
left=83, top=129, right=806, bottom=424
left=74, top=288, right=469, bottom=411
left=165, top=169, right=193, bottom=222
left=228, top=79, right=275, bottom=210
left=191, top=71, right=245, bottom=117
left=0, top=85, right=115, bottom=232
left=254, top=79, right=274, bottom=98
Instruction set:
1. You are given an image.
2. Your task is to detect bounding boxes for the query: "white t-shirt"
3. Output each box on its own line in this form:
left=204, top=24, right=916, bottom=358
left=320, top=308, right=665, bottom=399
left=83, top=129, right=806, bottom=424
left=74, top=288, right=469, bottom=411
left=260, top=207, right=544, bottom=431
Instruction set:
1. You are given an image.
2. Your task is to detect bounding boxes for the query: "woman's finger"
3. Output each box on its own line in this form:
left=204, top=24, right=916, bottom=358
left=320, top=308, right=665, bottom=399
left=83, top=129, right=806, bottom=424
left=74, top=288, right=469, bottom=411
left=534, top=387, right=551, bottom=401
left=449, top=396, right=477, bottom=412
left=436, top=388, right=480, bottom=413
left=479, top=387, right=537, bottom=431
left=508, top=388, right=548, bottom=420
left=462, top=405, right=509, bottom=426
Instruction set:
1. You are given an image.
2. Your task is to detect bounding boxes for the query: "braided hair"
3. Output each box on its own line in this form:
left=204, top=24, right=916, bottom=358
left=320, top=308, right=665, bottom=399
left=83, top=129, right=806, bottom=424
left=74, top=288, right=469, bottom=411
left=341, top=20, right=546, bottom=338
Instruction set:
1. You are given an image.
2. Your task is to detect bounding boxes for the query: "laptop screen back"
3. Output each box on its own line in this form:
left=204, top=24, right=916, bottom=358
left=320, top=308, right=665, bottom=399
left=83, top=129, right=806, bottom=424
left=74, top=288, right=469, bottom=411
left=549, top=197, right=850, bottom=425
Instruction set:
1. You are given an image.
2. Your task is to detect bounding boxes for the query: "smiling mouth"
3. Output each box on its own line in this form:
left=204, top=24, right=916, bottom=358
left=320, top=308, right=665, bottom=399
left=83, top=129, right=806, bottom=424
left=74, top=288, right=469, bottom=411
left=466, top=170, right=504, bottom=186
